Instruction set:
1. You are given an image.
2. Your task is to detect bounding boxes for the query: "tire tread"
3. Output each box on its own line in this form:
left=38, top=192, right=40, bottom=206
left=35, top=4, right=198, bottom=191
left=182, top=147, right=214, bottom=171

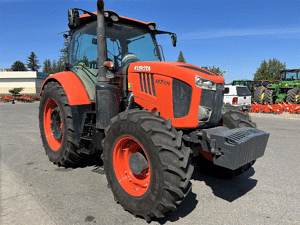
left=39, top=81, right=84, bottom=167
left=102, top=109, right=193, bottom=221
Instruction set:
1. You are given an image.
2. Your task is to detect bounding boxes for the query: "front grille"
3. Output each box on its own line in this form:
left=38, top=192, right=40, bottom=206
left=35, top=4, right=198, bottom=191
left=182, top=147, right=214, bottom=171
left=173, top=79, right=192, bottom=118
left=198, top=84, right=224, bottom=128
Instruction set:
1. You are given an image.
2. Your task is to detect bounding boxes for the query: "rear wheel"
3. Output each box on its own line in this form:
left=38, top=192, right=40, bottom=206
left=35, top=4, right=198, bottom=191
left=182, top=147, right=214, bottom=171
left=39, top=82, right=84, bottom=167
left=287, top=87, right=300, bottom=104
left=264, top=89, right=274, bottom=104
left=194, top=105, right=257, bottom=178
left=254, top=86, right=266, bottom=104
left=102, top=109, right=193, bottom=221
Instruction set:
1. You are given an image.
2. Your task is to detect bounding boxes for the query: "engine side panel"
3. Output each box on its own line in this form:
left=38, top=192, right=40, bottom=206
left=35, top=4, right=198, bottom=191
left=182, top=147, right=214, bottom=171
left=128, top=72, right=201, bottom=129
left=40, top=71, right=91, bottom=106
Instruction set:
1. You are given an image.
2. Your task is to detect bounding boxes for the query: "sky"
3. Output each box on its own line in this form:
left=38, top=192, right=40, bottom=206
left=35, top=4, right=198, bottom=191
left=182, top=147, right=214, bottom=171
left=0, top=0, right=299, bottom=82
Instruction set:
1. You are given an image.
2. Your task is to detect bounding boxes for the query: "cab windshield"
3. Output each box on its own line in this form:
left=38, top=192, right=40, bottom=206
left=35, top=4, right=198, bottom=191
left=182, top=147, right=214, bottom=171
left=69, top=21, right=161, bottom=76
left=233, top=81, right=253, bottom=90
left=281, top=71, right=298, bottom=81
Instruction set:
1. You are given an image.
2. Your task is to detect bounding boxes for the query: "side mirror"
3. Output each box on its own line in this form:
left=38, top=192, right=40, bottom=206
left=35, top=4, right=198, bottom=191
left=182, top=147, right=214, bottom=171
left=68, top=8, right=80, bottom=29
left=171, top=34, right=177, bottom=47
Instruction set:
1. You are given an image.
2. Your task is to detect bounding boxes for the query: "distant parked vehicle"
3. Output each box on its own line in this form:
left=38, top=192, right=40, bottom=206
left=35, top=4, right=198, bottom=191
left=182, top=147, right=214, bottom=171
left=255, top=69, right=300, bottom=104
left=232, top=79, right=275, bottom=100
left=223, top=85, right=252, bottom=111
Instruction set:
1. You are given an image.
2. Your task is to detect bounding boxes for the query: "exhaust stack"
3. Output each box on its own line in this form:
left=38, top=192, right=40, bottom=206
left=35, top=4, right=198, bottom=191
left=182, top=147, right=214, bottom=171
left=96, top=0, right=107, bottom=82
left=95, top=0, right=118, bottom=129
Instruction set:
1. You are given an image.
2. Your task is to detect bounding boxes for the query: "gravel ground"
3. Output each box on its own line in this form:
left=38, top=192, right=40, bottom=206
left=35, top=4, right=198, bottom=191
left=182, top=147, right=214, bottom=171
left=1, top=101, right=300, bottom=224
left=1, top=101, right=300, bottom=120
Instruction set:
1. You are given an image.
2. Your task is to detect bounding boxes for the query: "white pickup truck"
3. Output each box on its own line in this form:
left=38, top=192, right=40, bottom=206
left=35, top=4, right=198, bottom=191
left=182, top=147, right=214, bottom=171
left=223, top=85, right=252, bottom=111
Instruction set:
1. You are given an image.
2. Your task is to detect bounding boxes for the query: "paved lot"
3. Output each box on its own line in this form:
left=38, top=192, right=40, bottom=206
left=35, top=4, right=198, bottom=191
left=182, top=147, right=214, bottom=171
left=1, top=102, right=300, bottom=225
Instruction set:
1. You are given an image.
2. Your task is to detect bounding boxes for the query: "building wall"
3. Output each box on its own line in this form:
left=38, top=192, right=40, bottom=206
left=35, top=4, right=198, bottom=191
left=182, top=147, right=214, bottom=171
left=0, top=71, right=49, bottom=94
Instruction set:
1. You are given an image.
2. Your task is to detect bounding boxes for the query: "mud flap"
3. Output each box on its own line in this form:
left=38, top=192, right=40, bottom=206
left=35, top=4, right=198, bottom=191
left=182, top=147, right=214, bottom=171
left=201, top=127, right=269, bottom=170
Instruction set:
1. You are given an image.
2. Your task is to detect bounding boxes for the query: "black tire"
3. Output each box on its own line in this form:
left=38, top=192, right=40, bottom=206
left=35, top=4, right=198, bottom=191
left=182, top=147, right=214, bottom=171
left=222, top=104, right=257, bottom=128
left=102, top=109, right=194, bottom=221
left=264, top=89, right=274, bottom=104
left=39, top=81, right=84, bottom=167
left=287, top=87, right=300, bottom=104
left=194, top=105, right=256, bottom=178
left=254, top=86, right=266, bottom=104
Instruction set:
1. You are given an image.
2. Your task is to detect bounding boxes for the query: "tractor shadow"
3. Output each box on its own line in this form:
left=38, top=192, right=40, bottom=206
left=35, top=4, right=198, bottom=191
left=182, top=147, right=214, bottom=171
left=152, top=191, right=198, bottom=224
left=155, top=165, right=257, bottom=224
left=68, top=153, right=256, bottom=223
left=192, top=164, right=257, bottom=202
left=76, top=151, right=104, bottom=168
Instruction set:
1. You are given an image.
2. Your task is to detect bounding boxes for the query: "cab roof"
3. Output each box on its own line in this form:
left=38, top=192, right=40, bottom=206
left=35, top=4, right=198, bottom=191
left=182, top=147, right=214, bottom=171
left=77, top=10, right=156, bottom=29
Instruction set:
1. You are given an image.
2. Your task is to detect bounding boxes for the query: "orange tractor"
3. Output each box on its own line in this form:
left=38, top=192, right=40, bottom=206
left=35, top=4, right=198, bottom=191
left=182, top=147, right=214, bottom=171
left=39, top=1, right=269, bottom=221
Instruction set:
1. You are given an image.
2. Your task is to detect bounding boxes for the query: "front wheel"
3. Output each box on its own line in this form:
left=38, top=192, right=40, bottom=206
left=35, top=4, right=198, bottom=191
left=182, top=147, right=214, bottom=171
left=39, top=82, right=83, bottom=167
left=102, top=109, right=193, bottom=221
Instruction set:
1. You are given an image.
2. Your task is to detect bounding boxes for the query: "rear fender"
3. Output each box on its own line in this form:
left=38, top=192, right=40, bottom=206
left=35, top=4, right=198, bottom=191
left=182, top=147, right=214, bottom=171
left=40, top=71, right=91, bottom=106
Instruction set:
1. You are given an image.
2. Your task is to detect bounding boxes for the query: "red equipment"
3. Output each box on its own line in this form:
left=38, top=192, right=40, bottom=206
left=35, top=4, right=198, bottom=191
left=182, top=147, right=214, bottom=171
left=250, top=100, right=300, bottom=114
left=4, top=95, right=14, bottom=101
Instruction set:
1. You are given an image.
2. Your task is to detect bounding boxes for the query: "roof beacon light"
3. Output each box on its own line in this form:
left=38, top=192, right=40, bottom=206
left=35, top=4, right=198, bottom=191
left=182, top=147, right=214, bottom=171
left=148, top=24, right=157, bottom=30
left=111, top=15, right=119, bottom=22
left=104, top=12, right=109, bottom=17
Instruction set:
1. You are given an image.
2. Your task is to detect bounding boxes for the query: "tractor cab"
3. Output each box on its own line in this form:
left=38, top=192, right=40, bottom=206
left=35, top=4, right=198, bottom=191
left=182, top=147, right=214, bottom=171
left=66, top=9, right=176, bottom=102
left=280, top=69, right=299, bottom=81
left=69, top=18, right=162, bottom=72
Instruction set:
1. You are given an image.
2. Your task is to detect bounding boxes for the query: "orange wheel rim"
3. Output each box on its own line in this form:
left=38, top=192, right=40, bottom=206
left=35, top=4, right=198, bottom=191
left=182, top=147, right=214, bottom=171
left=113, top=136, right=151, bottom=197
left=44, top=99, right=63, bottom=151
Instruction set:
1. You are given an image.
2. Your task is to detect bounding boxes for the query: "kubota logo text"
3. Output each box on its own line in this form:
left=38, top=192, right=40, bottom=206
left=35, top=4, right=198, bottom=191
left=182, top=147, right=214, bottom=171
left=134, top=66, right=151, bottom=72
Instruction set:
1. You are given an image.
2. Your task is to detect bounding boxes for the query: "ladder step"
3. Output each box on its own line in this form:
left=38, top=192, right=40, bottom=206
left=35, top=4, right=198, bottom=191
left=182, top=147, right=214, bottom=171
left=77, top=148, right=95, bottom=155
left=80, top=136, right=92, bottom=141
left=84, top=124, right=94, bottom=127
left=86, top=111, right=96, bottom=115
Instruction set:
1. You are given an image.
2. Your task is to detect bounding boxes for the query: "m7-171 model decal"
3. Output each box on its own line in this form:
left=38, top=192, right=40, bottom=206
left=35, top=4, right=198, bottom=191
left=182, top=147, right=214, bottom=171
left=155, top=79, right=170, bottom=86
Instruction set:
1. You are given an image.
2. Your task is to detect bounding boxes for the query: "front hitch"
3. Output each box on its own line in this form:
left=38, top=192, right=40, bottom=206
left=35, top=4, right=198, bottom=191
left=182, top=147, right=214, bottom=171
left=200, top=127, right=269, bottom=170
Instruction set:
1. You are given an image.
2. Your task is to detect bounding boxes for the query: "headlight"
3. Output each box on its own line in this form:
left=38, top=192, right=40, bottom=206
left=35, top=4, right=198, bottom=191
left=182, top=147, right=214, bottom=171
left=195, top=76, right=203, bottom=86
left=195, top=75, right=216, bottom=90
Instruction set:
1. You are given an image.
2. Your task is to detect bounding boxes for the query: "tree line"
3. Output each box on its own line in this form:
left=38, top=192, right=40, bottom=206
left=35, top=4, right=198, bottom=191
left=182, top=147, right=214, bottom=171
left=10, top=40, right=68, bottom=74
left=253, top=58, right=287, bottom=82
left=177, top=50, right=290, bottom=81
left=8, top=43, right=290, bottom=82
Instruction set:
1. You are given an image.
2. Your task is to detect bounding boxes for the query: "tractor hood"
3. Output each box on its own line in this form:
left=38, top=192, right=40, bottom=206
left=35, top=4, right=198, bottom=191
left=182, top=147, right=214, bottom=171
left=127, top=61, right=225, bottom=129
left=128, top=61, right=225, bottom=84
